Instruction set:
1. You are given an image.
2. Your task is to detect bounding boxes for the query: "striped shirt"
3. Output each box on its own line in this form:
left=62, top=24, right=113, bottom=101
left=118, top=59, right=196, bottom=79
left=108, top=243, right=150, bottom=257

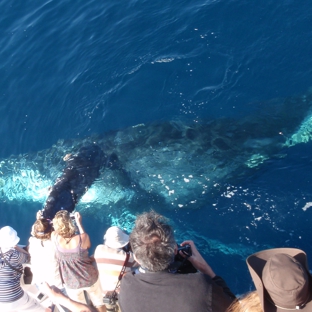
left=94, top=244, right=137, bottom=293
left=0, top=248, right=29, bottom=303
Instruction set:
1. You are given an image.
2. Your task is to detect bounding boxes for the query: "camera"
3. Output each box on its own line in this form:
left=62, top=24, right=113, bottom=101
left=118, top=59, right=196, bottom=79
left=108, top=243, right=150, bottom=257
left=122, top=242, right=131, bottom=253
left=168, top=244, right=197, bottom=274
left=69, top=212, right=75, bottom=220
left=36, top=292, right=45, bottom=301
left=177, top=244, right=192, bottom=257
left=103, top=293, right=119, bottom=312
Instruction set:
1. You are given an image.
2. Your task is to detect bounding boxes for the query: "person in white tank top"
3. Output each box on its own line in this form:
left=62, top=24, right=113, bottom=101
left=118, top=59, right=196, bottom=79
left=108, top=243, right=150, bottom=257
left=28, top=216, right=63, bottom=289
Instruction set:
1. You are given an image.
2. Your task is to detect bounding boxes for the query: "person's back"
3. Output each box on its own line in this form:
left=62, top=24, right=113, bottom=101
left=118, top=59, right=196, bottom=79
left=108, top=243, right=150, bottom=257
left=28, top=218, right=62, bottom=288
left=119, top=211, right=235, bottom=312
left=29, top=238, right=62, bottom=286
left=0, top=247, right=27, bottom=303
left=94, top=226, right=137, bottom=295
left=0, top=226, right=46, bottom=312
left=121, top=269, right=233, bottom=312
left=52, top=210, right=105, bottom=312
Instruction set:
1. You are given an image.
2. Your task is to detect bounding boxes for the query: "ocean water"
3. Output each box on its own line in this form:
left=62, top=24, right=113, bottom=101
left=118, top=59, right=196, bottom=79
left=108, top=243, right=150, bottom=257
left=1, top=0, right=312, bottom=295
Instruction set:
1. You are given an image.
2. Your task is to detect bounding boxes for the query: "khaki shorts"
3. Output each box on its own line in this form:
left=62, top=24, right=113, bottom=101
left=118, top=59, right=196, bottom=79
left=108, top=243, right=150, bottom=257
left=0, top=291, right=45, bottom=312
left=66, top=277, right=104, bottom=308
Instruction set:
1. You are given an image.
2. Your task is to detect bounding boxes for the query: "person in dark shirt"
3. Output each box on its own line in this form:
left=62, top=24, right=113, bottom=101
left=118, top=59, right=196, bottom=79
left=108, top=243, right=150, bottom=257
left=119, top=211, right=236, bottom=312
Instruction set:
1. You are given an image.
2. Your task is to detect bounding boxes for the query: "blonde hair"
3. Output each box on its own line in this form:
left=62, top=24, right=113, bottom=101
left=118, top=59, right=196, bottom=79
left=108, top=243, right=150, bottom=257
left=227, top=291, right=262, bottom=312
left=52, top=210, right=76, bottom=238
left=33, top=219, right=52, bottom=240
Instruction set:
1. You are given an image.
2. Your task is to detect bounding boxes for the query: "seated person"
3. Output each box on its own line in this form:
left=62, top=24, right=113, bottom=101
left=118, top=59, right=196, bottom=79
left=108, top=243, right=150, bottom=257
left=246, top=247, right=312, bottom=311
left=119, top=211, right=236, bottom=312
left=94, top=226, right=137, bottom=296
left=28, top=212, right=62, bottom=289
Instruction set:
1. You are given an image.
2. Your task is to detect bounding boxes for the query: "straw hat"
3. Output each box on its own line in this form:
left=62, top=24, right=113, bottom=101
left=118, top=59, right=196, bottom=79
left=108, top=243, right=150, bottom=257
left=0, top=226, right=20, bottom=249
left=247, top=248, right=312, bottom=311
left=104, top=226, right=129, bottom=249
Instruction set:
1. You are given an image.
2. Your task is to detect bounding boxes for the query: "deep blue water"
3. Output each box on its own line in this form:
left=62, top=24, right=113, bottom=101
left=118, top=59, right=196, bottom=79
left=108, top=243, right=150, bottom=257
left=1, top=0, right=312, bottom=295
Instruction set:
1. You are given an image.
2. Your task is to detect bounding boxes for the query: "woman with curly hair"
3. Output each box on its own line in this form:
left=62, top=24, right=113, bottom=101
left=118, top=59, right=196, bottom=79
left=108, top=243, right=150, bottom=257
left=28, top=216, right=62, bottom=289
left=51, top=210, right=105, bottom=312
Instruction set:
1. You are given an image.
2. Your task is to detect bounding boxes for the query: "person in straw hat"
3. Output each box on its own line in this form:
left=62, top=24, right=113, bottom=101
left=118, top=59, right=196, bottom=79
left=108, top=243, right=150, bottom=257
left=0, top=226, right=47, bottom=312
left=245, top=247, right=312, bottom=312
left=94, top=226, right=137, bottom=297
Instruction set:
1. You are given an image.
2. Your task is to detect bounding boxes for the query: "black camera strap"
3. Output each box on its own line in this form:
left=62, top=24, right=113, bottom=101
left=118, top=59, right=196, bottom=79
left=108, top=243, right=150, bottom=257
left=109, top=251, right=130, bottom=300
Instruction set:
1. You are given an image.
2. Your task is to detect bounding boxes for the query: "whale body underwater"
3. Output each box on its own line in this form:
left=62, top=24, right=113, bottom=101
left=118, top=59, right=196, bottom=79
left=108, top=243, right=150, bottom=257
left=1, top=90, right=312, bottom=258
left=1, top=90, right=312, bottom=215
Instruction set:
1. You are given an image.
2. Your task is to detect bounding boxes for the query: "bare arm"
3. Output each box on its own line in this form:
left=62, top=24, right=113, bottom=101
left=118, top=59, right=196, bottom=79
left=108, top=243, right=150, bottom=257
left=75, top=212, right=85, bottom=234
left=181, top=240, right=236, bottom=301
left=15, top=245, right=30, bottom=255
left=36, top=209, right=43, bottom=220
left=75, top=212, right=91, bottom=249
left=42, top=282, right=98, bottom=312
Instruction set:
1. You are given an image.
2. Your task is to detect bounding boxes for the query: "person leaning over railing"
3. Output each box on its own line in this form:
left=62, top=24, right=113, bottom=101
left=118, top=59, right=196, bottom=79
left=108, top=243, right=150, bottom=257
left=94, top=226, right=138, bottom=312
left=51, top=210, right=106, bottom=312
left=119, top=210, right=236, bottom=312
left=94, top=226, right=138, bottom=296
left=0, top=226, right=47, bottom=312
left=28, top=211, right=63, bottom=290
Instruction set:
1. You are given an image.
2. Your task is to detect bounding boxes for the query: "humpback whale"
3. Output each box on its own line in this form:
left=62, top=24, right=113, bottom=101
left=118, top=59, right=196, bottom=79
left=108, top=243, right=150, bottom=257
left=0, top=90, right=312, bottom=213
left=0, top=90, right=311, bottom=263
left=0, top=93, right=310, bottom=296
